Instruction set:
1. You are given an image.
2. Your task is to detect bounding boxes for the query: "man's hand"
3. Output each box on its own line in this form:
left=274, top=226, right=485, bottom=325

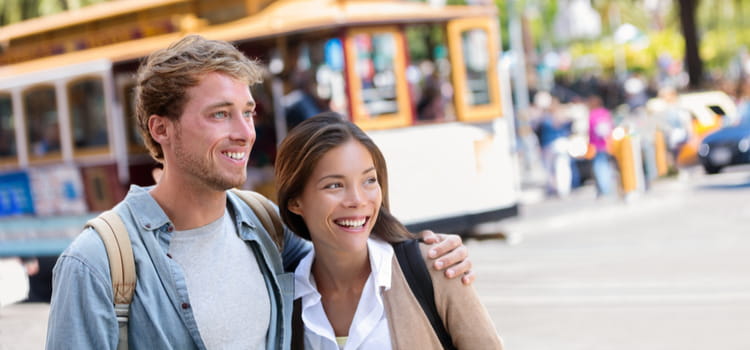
left=420, top=230, right=475, bottom=285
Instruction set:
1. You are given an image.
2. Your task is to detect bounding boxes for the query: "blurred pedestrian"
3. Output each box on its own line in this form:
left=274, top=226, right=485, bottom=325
left=587, top=94, right=616, bottom=197
left=658, top=86, right=692, bottom=165
left=533, top=92, right=572, bottom=197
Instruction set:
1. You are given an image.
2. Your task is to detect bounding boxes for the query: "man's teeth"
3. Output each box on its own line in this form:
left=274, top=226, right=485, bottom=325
left=224, top=152, right=245, bottom=160
left=337, top=218, right=366, bottom=227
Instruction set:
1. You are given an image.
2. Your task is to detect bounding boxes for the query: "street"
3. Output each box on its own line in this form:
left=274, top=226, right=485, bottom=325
left=473, top=165, right=750, bottom=350
left=2, top=166, right=749, bottom=349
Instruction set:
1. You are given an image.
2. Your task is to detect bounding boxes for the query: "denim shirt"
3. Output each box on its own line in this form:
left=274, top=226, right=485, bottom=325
left=46, top=185, right=311, bottom=350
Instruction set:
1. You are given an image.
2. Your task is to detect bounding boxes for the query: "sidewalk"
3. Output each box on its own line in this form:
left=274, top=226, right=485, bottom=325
left=0, top=302, right=48, bottom=350
left=472, top=169, right=693, bottom=242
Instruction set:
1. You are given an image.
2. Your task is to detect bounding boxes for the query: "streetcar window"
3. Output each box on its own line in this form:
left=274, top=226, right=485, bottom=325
left=122, top=82, right=147, bottom=153
left=24, top=85, right=61, bottom=160
left=282, top=38, right=345, bottom=131
left=353, top=32, right=400, bottom=117
left=405, top=24, right=455, bottom=122
left=0, top=95, right=16, bottom=159
left=460, top=29, right=491, bottom=106
left=346, top=27, right=410, bottom=130
left=447, top=17, right=502, bottom=121
left=69, top=78, right=109, bottom=154
left=320, top=38, right=348, bottom=116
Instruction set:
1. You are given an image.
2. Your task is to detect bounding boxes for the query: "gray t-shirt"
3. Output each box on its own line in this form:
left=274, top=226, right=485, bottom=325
left=169, top=210, right=270, bottom=349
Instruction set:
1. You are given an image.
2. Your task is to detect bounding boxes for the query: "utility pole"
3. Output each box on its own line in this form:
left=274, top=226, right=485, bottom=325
left=507, top=0, right=546, bottom=187
left=508, top=0, right=530, bottom=115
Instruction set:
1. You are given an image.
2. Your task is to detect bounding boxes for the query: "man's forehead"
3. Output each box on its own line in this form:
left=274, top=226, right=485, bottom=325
left=189, top=73, right=255, bottom=104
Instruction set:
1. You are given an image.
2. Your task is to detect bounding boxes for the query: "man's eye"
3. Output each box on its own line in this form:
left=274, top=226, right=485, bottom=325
left=243, top=110, right=256, bottom=119
left=212, top=111, right=229, bottom=119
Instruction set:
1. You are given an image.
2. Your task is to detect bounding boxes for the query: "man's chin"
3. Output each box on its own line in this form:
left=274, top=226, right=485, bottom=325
left=206, top=177, right=246, bottom=192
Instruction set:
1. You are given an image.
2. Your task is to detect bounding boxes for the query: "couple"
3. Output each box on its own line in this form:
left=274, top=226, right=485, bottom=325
left=46, top=35, right=501, bottom=349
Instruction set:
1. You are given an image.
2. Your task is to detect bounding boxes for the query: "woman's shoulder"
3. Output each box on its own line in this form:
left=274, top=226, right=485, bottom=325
left=415, top=241, right=462, bottom=288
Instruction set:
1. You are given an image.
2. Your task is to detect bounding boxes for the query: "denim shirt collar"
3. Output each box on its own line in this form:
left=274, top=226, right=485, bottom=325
left=123, top=185, right=172, bottom=232
left=225, top=190, right=260, bottom=239
left=122, top=185, right=261, bottom=238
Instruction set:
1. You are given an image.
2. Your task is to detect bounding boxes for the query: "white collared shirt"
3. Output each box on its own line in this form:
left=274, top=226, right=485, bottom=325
left=294, top=238, right=394, bottom=350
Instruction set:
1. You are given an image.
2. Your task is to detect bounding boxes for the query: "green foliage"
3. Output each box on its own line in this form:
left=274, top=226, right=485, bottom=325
left=535, top=0, right=750, bottom=79
left=0, top=0, right=108, bottom=26
left=568, top=29, right=684, bottom=76
left=405, top=24, right=446, bottom=62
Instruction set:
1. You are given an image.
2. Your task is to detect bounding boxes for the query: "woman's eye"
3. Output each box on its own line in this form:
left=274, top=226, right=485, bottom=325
left=365, top=177, right=378, bottom=185
left=324, top=183, right=343, bottom=190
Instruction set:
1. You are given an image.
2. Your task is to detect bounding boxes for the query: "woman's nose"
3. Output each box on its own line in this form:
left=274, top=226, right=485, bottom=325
left=343, top=186, right=365, bottom=207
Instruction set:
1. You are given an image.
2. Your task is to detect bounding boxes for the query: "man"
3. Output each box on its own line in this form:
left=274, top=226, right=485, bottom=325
left=46, top=35, right=472, bottom=349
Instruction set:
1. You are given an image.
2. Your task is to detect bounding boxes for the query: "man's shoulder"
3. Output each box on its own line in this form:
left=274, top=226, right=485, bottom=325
left=58, top=188, right=142, bottom=272
left=56, top=226, right=111, bottom=279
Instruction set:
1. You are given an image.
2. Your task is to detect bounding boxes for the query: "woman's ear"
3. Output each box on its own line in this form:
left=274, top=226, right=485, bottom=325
left=148, top=114, right=170, bottom=145
left=288, top=198, right=303, bottom=216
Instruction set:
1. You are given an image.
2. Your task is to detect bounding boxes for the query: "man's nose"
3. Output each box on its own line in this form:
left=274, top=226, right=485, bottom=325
left=230, top=114, right=255, bottom=143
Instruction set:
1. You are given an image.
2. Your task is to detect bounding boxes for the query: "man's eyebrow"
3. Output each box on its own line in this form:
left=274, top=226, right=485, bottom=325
left=202, top=100, right=256, bottom=111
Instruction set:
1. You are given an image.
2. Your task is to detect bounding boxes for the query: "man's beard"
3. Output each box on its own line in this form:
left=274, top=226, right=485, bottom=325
left=172, top=130, right=246, bottom=191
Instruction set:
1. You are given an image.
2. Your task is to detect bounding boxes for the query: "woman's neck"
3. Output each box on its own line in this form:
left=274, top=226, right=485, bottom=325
left=312, top=246, right=371, bottom=293
left=311, top=243, right=372, bottom=337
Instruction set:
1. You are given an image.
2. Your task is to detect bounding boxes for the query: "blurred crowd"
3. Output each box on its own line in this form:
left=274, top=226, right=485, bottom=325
left=524, top=70, right=750, bottom=199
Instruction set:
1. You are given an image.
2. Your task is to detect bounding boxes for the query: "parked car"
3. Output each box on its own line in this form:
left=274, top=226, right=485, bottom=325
left=698, top=112, right=750, bottom=174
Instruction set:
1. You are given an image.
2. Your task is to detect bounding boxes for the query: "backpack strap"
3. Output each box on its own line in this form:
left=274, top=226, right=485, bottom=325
left=392, top=239, right=456, bottom=350
left=86, top=210, right=135, bottom=350
left=291, top=298, right=304, bottom=350
left=230, top=189, right=284, bottom=251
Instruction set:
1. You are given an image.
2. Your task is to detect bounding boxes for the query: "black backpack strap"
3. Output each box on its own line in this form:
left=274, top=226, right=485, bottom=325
left=291, top=298, right=304, bottom=350
left=392, top=239, right=457, bottom=350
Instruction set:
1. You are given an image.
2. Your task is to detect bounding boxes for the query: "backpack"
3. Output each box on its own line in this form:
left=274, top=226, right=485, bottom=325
left=291, top=239, right=456, bottom=350
left=84, top=189, right=282, bottom=350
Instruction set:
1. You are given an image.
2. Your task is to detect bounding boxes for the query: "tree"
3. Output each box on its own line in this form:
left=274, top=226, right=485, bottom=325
left=678, top=0, right=703, bottom=89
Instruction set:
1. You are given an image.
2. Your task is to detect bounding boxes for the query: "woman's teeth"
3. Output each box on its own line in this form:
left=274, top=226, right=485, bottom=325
left=336, top=218, right=366, bottom=227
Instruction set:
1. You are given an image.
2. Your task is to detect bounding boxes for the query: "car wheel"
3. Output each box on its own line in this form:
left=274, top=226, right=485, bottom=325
left=704, top=165, right=722, bottom=174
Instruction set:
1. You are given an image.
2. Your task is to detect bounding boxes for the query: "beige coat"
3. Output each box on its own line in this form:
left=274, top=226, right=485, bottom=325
left=383, top=243, right=504, bottom=349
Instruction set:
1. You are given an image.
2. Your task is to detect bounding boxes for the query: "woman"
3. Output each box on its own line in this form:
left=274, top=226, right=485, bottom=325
left=275, top=112, right=503, bottom=349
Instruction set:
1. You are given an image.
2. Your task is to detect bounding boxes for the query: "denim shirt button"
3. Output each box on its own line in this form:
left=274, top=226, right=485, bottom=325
left=145, top=223, right=151, bottom=229
left=166, top=253, right=173, bottom=259
left=181, top=303, right=190, bottom=309
left=167, top=226, right=174, bottom=232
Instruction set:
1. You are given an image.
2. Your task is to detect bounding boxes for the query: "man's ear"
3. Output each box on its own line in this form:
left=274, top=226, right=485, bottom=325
left=148, top=114, right=171, bottom=145
left=288, top=198, right=303, bottom=216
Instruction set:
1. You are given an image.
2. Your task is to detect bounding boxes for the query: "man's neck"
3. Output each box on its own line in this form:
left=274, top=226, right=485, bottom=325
left=149, top=175, right=227, bottom=231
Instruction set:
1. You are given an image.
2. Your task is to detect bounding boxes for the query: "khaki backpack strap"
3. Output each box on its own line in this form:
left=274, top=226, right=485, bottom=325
left=86, top=210, right=135, bottom=350
left=230, top=189, right=284, bottom=251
